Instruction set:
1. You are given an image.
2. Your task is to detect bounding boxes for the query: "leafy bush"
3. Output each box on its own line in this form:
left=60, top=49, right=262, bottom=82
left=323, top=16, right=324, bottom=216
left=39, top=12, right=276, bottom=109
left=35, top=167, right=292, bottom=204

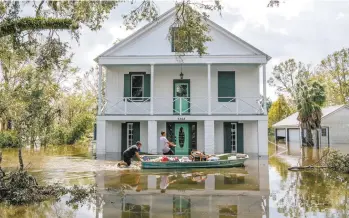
left=0, top=131, right=20, bottom=148
left=324, top=148, right=349, bottom=173
left=51, top=126, right=69, bottom=145
left=66, top=114, right=94, bottom=145
left=51, top=114, right=94, bottom=145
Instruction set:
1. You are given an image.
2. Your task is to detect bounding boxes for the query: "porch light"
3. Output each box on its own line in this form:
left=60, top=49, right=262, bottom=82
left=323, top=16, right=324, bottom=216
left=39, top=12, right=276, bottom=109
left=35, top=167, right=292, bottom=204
left=180, top=64, right=184, bottom=79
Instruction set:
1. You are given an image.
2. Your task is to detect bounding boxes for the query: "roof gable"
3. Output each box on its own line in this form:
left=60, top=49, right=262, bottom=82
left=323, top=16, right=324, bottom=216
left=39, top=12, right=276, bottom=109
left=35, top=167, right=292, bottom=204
left=96, top=7, right=271, bottom=60
left=272, top=105, right=348, bottom=128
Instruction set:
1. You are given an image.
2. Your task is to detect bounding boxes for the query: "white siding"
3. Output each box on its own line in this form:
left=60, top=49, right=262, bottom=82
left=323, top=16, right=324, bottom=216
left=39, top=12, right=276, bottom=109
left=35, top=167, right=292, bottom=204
left=139, top=121, right=148, bottom=152
left=108, top=14, right=255, bottom=57
left=244, top=121, right=258, bottom=154
left=196, top=121, right=205, bottom=152
left=215, top=121, right=259, bottom=155
left=105, top=121, right=121, bottom=153
left=104, top=64, right=260, bottom=115
left=322, top=107, right=349, bottom=144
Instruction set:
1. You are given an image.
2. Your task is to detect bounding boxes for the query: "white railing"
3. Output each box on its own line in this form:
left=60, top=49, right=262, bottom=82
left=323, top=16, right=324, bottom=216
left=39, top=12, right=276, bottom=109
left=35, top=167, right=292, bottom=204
left=101, top=97, right=264, bottom=115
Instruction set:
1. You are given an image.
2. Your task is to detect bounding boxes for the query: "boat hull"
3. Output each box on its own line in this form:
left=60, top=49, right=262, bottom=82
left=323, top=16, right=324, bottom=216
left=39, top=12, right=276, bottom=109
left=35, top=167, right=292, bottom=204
left=141, top=154, right=248, bottom=169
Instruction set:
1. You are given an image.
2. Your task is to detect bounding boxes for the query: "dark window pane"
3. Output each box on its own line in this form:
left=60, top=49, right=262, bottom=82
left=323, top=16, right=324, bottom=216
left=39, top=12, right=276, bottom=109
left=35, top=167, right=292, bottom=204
left=132, top=88, right=143, bottom=98
left=132, top=76, right=143, bottom=87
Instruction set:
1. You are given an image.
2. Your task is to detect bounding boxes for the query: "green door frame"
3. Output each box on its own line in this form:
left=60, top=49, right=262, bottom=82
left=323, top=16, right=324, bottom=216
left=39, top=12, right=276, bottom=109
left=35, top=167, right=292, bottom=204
left=173, top=79, right=190, bottom=115
left=166, top=122, right=197, bottom=155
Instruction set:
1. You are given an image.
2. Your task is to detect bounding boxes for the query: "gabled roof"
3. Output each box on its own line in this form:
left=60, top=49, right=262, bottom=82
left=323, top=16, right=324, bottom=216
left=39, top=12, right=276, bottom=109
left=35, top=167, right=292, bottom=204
left=95, top=6, right=271, bottom=61
left=272, top=105, right=348, bottom=128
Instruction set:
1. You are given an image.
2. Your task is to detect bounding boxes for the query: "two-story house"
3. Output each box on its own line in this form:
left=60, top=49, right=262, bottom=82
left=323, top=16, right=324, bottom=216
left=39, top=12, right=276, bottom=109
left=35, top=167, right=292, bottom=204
left=95, top=7, right=271, bottom=158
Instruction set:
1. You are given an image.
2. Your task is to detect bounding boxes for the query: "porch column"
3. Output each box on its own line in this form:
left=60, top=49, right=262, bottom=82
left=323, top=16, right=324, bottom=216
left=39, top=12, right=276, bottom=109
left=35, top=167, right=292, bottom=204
left=98, top=64, right=103, bottom=115
left=257, top=120, right=268, bottom=156
left=148, top=121, right=158, bottom=154
left=204, top=120, right=215, bottom=154
left=96, top=120, right=106, bottom=155
left=262, top=64, right=267, bottom=115
left=207, top=63, right=212, bottom=115
left=150, top=64, right=154, bottom=115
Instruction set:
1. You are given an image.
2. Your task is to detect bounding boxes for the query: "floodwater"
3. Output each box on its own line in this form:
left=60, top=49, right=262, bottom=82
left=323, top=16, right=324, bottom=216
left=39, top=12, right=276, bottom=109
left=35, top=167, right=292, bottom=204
left=0, top=144, right=348, bottom=218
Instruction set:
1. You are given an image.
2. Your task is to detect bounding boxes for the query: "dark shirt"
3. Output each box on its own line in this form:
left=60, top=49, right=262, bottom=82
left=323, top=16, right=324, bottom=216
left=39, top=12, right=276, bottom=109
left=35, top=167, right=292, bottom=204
left=123, top=145, right=139, bottom=158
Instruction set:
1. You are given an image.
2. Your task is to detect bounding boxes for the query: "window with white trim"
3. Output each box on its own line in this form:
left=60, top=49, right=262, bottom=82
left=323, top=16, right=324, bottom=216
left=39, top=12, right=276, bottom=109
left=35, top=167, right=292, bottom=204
left=127, top=123, right=134, bottom=147
left=131, top=74, right=144, bottom=101
left=230, top=123, right=237, bottom=153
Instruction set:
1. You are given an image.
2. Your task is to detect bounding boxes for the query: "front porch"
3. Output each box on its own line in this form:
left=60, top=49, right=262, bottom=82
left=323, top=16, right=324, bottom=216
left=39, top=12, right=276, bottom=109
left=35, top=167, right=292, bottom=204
left=96, top=119, right=268, bottom=157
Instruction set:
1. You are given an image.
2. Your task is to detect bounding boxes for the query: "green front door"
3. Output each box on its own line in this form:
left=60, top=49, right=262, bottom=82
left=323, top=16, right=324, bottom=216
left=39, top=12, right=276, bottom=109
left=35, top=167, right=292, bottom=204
left=174, top=123, right=190, bottom=155
left=173, top=80, right=190, bottom=114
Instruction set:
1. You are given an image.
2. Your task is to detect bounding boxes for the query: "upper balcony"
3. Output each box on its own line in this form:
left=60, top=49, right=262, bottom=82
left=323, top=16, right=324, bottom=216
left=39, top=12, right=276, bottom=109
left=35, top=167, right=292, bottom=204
left=101, top=96, right=265, bottom=116
left=97, top=63, right=267, bottom=117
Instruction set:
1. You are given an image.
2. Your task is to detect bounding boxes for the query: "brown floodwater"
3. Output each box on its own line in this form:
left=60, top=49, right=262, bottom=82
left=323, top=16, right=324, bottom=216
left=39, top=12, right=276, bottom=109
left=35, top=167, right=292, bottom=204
left=0, top=144, right=348, bottom=218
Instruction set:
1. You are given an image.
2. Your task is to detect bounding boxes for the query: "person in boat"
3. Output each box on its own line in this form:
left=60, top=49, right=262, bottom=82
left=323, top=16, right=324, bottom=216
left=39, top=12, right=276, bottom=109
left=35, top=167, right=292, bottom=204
left=160, top=131, right=176, bottom=155
left=117, top=141, right=143, bottom=167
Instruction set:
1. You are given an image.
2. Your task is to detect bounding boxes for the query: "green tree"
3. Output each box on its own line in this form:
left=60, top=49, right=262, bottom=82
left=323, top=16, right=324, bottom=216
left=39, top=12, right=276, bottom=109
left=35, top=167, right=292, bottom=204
left=295, top=80, right=326, bottom=147
left=268, top=59, right=309, bottom=100
left=268, top=95, right=292, bottom=129
left=318, top=48, right=349, bottom=105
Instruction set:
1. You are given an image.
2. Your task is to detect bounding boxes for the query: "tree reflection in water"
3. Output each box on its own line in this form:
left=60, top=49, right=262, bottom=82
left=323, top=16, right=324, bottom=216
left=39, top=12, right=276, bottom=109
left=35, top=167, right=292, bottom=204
left=270, top=146, right=349, bottom=218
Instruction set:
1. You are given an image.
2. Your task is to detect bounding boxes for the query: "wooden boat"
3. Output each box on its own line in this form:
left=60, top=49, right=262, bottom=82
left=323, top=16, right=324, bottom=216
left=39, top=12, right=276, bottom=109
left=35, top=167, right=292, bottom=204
left=141, top=153, right=249, bottom=169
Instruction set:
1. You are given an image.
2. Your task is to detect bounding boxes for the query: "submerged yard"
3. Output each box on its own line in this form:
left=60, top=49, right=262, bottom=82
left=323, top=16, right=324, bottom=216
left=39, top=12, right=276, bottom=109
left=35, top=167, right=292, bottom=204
left=0, top=144, right=348, bottom=218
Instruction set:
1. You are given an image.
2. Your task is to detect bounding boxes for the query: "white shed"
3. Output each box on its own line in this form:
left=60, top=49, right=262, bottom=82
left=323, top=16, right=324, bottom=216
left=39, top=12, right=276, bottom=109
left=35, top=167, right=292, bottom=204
left=272, top=105, right=349, bottom=148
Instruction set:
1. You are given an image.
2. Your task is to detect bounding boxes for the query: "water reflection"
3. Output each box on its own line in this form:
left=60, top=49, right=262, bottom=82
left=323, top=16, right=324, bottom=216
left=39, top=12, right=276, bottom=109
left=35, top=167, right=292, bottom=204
left=3, top=144, right=349, bottom=218
left=269, top=143, right=349, bottom=218
left=0, top=146, right=269, bottom=217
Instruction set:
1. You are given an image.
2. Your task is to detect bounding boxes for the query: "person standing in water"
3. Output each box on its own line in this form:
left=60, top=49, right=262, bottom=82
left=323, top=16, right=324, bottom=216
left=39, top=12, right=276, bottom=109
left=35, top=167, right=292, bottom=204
left=117, top=141, right=143, bottom=167
left=160, top=131, right=176, bottom=155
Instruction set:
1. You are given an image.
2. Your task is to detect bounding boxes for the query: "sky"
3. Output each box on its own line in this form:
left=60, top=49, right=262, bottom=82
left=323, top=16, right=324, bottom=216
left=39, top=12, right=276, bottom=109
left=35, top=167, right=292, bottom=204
left=66, top=0, right=349, bottom=101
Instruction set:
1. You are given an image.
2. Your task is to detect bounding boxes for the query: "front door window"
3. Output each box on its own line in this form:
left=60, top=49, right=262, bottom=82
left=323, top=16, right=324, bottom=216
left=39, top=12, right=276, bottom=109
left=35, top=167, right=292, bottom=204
left=174, top=82, right=190, bottom=114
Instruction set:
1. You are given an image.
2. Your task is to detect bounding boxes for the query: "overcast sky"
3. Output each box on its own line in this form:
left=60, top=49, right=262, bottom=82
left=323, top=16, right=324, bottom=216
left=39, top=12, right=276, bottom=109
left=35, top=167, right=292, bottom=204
left=67, top=0, right=349, bottom=100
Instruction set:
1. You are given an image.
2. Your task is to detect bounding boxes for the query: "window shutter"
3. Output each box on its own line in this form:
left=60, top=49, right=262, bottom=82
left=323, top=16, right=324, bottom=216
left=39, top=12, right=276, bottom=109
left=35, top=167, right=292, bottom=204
left=124, top=74, right=131, bottom=98
left=218, top=71, right=235, bottom=102
left=132, top=122, right=140, bottom=145
left=237, top=123, right=244, bottom=153
left=121, top=123, right=127, bottom=153
left=223, top=122, right=231, bottom=153
left=144, top=74, right=151, bottom=102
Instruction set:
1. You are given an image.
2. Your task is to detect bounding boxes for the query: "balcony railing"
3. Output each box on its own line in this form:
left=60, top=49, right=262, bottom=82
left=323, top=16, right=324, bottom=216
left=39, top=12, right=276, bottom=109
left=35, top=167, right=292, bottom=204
left=101, top=97, right=265, bottom=115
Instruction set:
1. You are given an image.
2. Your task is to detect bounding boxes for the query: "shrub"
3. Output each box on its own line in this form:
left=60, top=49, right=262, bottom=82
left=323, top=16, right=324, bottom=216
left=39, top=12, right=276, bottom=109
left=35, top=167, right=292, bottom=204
left=66, top=114, right=94, bottom=145
left=324, top=148, right=349, bottom=173
left=0, top=131, right=20, bottom=148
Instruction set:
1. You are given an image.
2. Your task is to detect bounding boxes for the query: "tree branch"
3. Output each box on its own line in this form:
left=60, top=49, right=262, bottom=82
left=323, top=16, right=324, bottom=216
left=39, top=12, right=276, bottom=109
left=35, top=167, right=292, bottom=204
left=0, top=17, right=78, bottom=38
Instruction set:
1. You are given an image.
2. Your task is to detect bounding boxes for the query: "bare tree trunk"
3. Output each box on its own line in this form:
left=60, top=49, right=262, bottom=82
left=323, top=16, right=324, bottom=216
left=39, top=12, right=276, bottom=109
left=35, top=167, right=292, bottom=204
left=305, top=128, right=314, bottom=147
left=18, top=148, right=24, bottom=171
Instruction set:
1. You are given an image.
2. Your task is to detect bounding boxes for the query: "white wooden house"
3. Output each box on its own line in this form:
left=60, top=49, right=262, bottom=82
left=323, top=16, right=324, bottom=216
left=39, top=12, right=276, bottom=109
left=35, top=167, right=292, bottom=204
left=95, top=7, right=271, bottom=157
left=273, top=105, right=349, bottom=150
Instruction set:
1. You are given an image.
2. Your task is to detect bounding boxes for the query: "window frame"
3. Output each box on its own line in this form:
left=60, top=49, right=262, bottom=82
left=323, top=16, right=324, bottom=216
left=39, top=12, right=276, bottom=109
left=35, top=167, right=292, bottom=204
left=129, top=72, right=145, bottom=102
left=127, top=123, right=134, bottom=148
left=321, top=128, right=327, bottom=137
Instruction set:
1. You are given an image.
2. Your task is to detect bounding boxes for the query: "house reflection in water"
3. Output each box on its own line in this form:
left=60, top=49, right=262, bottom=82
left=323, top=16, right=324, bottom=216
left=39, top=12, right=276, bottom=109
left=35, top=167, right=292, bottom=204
left=95, top=156, right=269, bottom=218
